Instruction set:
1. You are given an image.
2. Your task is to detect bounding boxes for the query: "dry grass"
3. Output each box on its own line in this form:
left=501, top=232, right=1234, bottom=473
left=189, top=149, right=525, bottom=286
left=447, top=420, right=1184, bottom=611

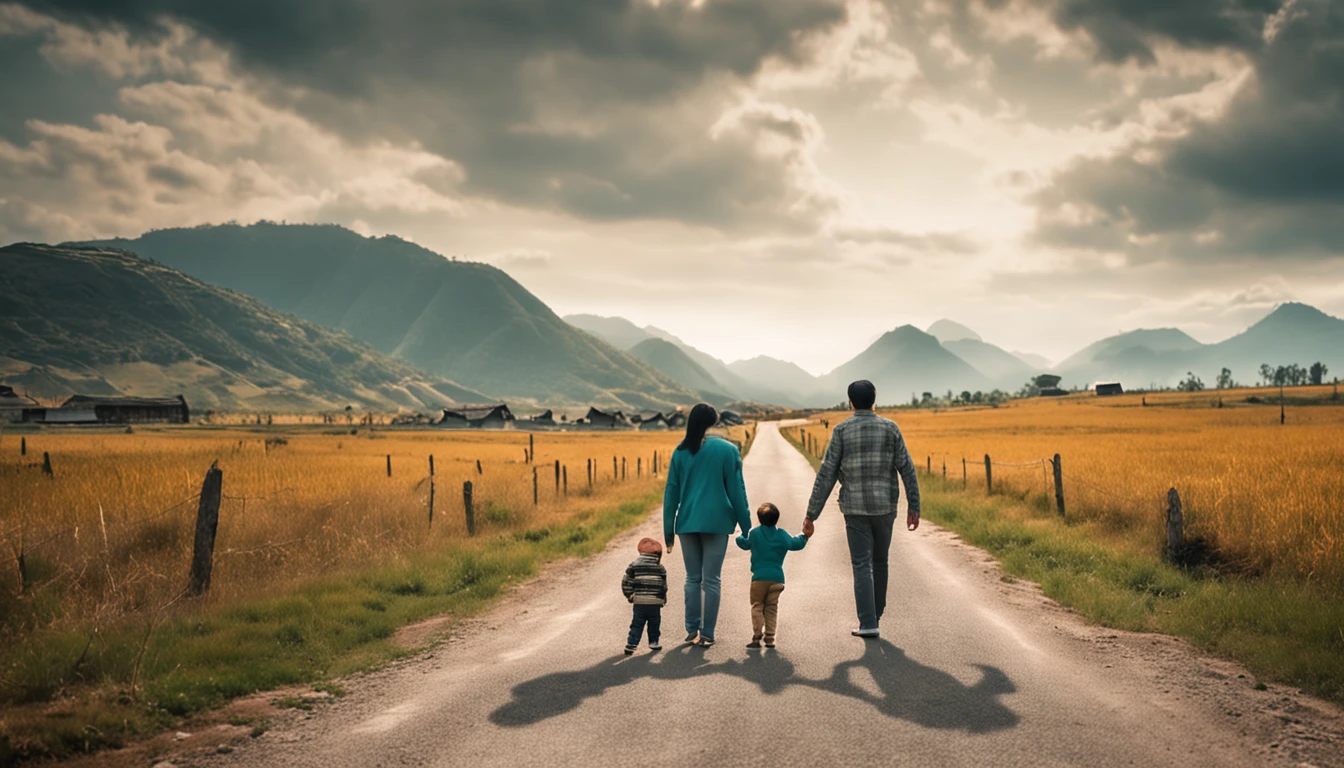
left=784, top=385, right=1344, bottom=586
left=0, top=425, right=688, bottom=637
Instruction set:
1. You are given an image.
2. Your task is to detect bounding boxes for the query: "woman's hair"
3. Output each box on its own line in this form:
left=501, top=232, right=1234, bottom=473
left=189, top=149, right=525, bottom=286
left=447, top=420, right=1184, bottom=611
left=678, top=403, right=719, bottom=455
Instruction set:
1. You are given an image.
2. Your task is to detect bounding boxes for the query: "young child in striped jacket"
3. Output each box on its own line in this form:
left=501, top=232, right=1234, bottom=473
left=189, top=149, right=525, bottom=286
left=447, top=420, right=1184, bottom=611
left=622, top=537, right=668, bottom=654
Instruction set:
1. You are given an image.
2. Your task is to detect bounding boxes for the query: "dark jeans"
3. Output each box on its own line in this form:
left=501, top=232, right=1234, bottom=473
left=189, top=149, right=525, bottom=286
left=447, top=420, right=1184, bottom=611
left=844, top=513, right=896, bottom=630
left=627, top=604, right=662, bottom=647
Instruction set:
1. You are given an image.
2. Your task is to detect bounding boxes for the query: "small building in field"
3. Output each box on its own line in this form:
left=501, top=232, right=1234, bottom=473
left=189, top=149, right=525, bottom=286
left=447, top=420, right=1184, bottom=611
left=1033, top=374, right=1067, bottom=397
left=25, top=394, right=189, bottom=424
left=0, top=385, right=38, bottom=422
left=719, top=410, right=745, bottom=426
left=1094, top=382, right=1124, bottom=397
left=437, top=403, right=515, bottom=429
left=585, top=407, right=627, bottom=429
left=527, top=409, right=558, bottom=427
left=666, top=410, right=687, bottom=428
left=638, top=413, right=668, bottom=430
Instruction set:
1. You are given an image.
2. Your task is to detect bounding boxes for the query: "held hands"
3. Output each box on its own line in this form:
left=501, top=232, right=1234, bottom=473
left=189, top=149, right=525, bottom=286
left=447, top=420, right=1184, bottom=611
left=802, top=517, right=815, bottom=538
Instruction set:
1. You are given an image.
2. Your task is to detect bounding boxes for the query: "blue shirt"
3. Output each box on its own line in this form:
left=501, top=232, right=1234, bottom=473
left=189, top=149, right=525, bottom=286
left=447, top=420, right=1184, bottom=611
left=663, top=436, right=752, bottom=540
left=734, top=524, right=808, bottom=583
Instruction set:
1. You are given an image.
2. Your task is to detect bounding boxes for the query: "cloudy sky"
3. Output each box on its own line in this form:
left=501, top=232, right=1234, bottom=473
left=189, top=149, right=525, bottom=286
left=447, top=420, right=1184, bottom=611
left=2, top=0, right=1342, bottom=373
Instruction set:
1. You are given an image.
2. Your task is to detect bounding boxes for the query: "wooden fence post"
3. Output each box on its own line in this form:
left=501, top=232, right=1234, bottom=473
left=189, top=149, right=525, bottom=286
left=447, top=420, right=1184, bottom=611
left=189, top=462, right=223, bottom=596
left=464, top=481, right=475, bottom=536
left=942, top=458, right=946, bottom=479
left=1165, top=488, right=1183, bottom=562
left=622, top=457, right=627, bottom=481
left=984, top=454, right=993, bottom=494
left=386, top=455, right=391, bottom=478
left=476, top=459, right=482, bottom=475
left=533, top=466, right=538, bottom=506
left=962, top=457, right=967, bottom=488
left=563, top=466, right=568, bottom=498
left=41, top=451, right=53, bottom=478
left=613, top=456, right=617, bottom=481
left=20, top=436, right=25, bottom=456
left=1280, top=385, right=1286, bottom=425
left=926, top=456, right=931, bottom=475
left=638, top=457, right=642, bottom=477
left=1052, top=453, right=1065, bottom=518
left=529, top=434, right=535, bottom=463
left=587, top=458, right=592, bottom=488
left=554, top=459, right=560, bottom=497
left=428, top=455, right=436, bottom=526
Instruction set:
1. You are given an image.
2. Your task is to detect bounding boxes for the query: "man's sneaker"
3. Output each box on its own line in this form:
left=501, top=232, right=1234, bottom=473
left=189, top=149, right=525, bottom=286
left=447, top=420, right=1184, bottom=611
left=696, top=636, right=715, bottom=647
left=684, top=632, right=699, bottom=644
left=649, top=642, right=662, bottom=651
left=746, top=638, right=762, bottom=649
left=624, top=645, right=638, bottom=655
left=764, top=637, right=776, bottom=648
left=851, top=628, right=880, bottom=638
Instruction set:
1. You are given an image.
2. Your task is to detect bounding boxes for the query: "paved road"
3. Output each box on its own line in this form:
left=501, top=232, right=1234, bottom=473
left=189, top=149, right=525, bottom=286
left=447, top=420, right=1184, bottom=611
left=202, top=422, right=1315, bottom=767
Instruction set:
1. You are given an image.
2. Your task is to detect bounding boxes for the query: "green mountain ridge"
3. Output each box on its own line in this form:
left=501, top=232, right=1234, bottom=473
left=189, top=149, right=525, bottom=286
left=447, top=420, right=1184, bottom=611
left=83, top=223, right=697, bottom=410
left=0, top=243, right=489, bottom=411
left=825, top=325, right=990, bottom=402
left=627, top=338, right=733, bottom=406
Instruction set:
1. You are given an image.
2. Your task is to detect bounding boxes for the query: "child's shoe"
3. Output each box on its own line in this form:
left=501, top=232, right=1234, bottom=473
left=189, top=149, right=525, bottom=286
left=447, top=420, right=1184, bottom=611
left=623, top=645, right=638, bottom=655
left=764, top=637, right=776, bottom=648
left=746, top=637, right=762, bottom=649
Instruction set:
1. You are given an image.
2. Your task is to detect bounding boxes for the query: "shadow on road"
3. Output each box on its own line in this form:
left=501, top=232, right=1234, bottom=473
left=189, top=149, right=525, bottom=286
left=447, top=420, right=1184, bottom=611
left=489, top=639, right=1018, bottom=733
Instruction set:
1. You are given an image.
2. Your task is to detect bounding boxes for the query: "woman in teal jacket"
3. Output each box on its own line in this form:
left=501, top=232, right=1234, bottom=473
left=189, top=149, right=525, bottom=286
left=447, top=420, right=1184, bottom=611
left=663, top=403, right=751, bottom=646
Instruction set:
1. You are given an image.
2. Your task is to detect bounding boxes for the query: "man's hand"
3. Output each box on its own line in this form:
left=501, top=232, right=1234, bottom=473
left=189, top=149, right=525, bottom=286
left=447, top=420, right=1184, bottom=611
left=802, top=517, right=816, bottom=537
left=907, top=509, right=920, bottom=531
left=665, top=537, right=675, bottom=552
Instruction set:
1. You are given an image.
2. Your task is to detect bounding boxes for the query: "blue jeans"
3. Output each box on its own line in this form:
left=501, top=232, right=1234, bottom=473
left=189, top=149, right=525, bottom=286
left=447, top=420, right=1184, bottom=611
left=679, top=533, right=729, bottom=639
left=627, top=604, right=661, bottom=647
left=845, top=513, right=896, bottom=631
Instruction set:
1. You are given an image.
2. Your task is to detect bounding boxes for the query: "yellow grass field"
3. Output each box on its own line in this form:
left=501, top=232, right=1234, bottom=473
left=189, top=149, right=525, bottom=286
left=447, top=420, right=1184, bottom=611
left=0, top=425, right=720, bottom=636
left=785, top=385, right=1344, bottom=586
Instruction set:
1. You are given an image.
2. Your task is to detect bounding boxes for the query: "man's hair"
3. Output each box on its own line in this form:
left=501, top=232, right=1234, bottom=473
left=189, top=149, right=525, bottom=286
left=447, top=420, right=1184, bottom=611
left=756, top=502, right=780, bottom=527
left=848, top=380, right=877, bottom=410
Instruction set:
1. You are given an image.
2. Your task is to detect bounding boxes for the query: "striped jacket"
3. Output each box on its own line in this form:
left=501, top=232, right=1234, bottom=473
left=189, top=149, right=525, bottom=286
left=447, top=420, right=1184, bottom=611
left=621, top=554, right=668, bottom=606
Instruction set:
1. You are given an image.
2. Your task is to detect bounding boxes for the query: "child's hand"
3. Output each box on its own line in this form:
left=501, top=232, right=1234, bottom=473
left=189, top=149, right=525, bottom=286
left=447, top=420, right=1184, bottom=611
left=802, top=518, right=815, bottom=537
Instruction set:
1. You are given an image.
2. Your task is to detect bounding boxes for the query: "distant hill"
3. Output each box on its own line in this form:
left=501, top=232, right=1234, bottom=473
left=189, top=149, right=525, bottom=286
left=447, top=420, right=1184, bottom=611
left=1012, top=351, right=1053, bottom=370
left=84, top=224, right=696, bottom=410
left=825, top=325, right=989, bottom=402
left=1199, top=303, right=1344, bottom=384
left=927, top=319, right=982, bottom=343
left=1054, top=328, right=1205, bottom=388
left=627, top=339, right=733, bottom=406
left=0, top=243, right=488, bottom=411
left=942, top=339, right=1035, bottom=388
left=728, top=356, right=822, bottom=404
left=564, top=314, right=654, bottom=350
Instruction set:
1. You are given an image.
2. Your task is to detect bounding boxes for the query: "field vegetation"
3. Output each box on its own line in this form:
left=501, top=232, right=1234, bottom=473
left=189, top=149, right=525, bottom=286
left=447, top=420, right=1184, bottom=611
left=0, top=423, right=707, bottom=760
left=783, top=385, right=1344, bottom=703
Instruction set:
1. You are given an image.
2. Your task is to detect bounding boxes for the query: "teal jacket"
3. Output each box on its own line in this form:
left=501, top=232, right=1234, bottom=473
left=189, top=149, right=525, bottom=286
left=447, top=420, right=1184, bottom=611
left=663, top=437, right=751, bottom=541
left=734, top=525, right=808, bottom=583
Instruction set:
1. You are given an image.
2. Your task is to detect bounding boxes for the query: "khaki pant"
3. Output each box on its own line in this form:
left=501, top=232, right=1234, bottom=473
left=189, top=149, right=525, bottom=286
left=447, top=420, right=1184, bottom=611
left=750, top=580, right=785, bottom=641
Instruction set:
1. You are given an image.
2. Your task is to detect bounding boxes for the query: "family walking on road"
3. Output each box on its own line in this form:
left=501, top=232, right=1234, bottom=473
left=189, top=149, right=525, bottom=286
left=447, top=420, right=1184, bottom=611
left=622, top=380, right=922, bottom=653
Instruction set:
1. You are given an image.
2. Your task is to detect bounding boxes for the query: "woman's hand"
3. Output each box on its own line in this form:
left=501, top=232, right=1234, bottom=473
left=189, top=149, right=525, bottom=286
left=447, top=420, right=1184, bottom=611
left=665, top=537, right=675, bottom=553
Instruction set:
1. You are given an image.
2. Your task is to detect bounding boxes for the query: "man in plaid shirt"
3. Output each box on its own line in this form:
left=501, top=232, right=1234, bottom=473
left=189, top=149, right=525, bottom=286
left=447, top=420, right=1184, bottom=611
left=805, top=379, right=920, bottom=638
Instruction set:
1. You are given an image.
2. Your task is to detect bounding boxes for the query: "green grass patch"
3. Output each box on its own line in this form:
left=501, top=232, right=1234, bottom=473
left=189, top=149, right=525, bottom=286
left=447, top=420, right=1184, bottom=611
left=780, top=432, right=1344, bottom=705
left=0, top=492, right=661, bottom=762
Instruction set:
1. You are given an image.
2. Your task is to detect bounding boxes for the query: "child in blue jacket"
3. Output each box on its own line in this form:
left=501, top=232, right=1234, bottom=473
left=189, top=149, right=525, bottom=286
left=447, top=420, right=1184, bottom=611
left=735, top=502, right=811, bottom=648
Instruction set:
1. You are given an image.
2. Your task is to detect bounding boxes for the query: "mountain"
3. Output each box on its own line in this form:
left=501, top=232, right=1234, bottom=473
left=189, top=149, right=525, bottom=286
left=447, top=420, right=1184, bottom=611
left=942, top=339, right=1036, bottom=387
left=728, top=356, right=822, bottom=403
left=627, top=338, right=733, bottom=405
left=84, top=223, right=696, bottom=410
left=927, top=319, right=982, bottom=343
left=0, top=243, right=489, bottom=411
left=564, top=314, right=653, bottom=350
left=1054, top=328, right=1205, bottom=388
left=825, top=325, right=989, bottom=402
left=1012, top=351, right=1053, bottom=370
left=1201, top=303, right=1344, bottom=384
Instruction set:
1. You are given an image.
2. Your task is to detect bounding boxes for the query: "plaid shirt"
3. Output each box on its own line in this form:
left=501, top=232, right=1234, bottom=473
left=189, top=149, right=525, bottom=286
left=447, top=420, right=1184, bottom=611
left=805, top=410, right=920, bottom=519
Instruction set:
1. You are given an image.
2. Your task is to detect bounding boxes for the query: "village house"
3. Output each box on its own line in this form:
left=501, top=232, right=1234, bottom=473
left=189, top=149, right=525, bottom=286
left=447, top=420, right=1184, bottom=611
left=584, top=407, right=628, bottom=429
left=437, top=403, right=515, bottom=429
left=23, top=394, right=190, bottom=424
left=1034, top=375, right=1068, bottom=397
left=525, top=409, right=558, bottom=427
left=638, top=413, right=668, bottom=430
left=719, top=410, right=745, bottom=426
left=666, top=410, right=687, bottom=428
left=0, top=385, right=38, bottom=422
left=1094, top=382, right=1124, bottom=397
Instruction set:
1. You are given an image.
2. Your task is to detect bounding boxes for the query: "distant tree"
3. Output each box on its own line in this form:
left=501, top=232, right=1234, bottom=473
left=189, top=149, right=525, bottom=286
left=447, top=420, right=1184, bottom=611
left=910, top=393, right=920, bottom=407
left=1310, top=362, right=1328, bottom=386
left=1177, top=372, right=1205, bottom=392
left=1259, top=363, right=1274, bottom=386
left=1216, top=368, right=1234, bottom=389
left=1018, top=379, right=1041, bottom=398
left=921, top=392, right=933, bottom=403
left=959, top=390, right=972, bottom=403
left=972, top=391, right=985, bottom=404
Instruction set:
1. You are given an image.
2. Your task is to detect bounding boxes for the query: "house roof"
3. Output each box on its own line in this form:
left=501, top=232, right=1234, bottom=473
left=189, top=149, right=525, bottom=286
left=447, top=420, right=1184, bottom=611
left=60, top=394, right=187, bottom=409
left=442, top=403, right=514, bottom=420
left=585, top=407, right=625, bottom=420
